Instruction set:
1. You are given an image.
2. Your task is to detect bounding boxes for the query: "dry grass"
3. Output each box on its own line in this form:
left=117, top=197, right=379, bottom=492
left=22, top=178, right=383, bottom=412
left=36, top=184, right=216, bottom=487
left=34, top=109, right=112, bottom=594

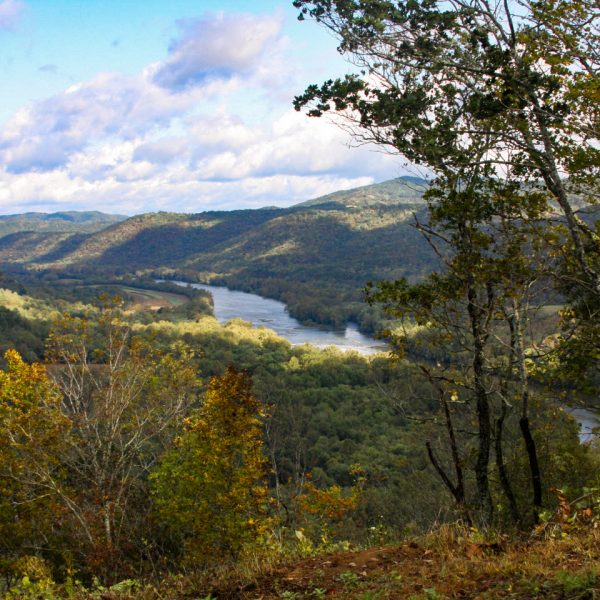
left=8, top=524, right=599, bottom=598
left=126, top=524, right=600, bottom=599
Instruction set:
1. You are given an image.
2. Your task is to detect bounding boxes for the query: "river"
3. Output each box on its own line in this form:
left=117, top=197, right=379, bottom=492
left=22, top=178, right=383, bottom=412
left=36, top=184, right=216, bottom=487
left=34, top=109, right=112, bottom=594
left=169, top=280, right=599, bottom=442
left=171, top=281, right=389, bottom=355
left=564, top=407, right=600, bottom=444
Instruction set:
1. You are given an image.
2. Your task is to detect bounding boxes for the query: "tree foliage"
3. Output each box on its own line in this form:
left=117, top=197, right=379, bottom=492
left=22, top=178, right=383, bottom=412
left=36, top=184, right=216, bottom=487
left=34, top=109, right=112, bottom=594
left=151, top=367, right=270, bottom=565
left=294, top=0, right=599, bottom=296
left=0, top=350, right=69, bottom=577
left=294, top=0, right=599, bottom=524
left=43, top=301, right=199, bottom=578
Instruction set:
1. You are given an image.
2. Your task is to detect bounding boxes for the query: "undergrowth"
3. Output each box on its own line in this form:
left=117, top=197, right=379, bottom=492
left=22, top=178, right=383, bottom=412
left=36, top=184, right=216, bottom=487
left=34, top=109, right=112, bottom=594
left=4, top=519, right=600, bottom=599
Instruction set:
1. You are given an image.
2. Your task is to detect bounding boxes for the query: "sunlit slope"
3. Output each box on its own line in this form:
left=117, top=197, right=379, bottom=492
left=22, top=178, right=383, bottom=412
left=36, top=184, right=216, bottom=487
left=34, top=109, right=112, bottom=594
left=296, top=175, right=428, bottom=208
left=181, top=204, right=432, bottom=286
left=0, top=210, right=282, bottom=267
left=0, top=178, right=435, bottom=284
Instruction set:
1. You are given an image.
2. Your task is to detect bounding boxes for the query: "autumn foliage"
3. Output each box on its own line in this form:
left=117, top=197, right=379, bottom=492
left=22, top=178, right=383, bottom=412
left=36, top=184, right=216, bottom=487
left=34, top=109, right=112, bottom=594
left=0, top=350, right=69, bottom=578
left=151, top=366, right=271, bottom=565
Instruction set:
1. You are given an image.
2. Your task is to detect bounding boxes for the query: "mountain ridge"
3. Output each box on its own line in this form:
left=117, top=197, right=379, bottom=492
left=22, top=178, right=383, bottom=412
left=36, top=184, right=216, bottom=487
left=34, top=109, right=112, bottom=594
left=0, top=178, right=435, bottom=329
left=0, top=210, right=127, bottom=240
left=293, top=175, right=428, bottom=208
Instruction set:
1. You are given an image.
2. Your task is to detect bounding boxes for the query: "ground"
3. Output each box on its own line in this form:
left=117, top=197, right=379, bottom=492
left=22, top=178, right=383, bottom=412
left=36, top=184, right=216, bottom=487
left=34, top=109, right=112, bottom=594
left=189, top=527, right=600, bottom=599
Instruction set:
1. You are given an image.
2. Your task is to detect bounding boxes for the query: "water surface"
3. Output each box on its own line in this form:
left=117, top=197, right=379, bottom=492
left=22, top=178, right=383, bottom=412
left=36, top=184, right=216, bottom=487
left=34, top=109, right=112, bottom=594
left=169, top=280, right=600, bottom=441
left=564, top=406, right=600, bottom=443
left=172, top=281, right=388, bottom=355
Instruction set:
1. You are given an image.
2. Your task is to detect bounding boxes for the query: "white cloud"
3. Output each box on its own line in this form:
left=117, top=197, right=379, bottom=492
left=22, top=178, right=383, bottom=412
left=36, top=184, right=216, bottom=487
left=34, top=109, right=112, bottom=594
left=152, top=12, right=282, bottom=91
left=0, top=9, right=260, bottom=175
left=0, top=10, right=410, bottom=215
left=0, top=104, right=403, bottom=214
left=188, top=113, right=259, bottom=153
left=133, top=137, right=190, bottom=164
left=0, top=72, right=211, bottom=173
left=0, top=0, right=23, bottom=31
left=192, top=110, right=401, bottom=182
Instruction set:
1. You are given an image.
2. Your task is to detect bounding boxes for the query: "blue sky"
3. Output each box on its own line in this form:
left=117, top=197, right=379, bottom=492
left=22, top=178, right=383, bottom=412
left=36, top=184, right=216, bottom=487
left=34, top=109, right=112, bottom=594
left=0, top=0, right=408, bottom=215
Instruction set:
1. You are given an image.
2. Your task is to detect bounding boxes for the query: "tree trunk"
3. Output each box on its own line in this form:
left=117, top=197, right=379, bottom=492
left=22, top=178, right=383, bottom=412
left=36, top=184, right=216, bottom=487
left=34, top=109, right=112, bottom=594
left=495, top=402, right=520, bottom=524
left=525, top=98, right=600, bottom=298
left=467, top=283, right=493, bottom=524
left=511, top=299, right=543, bottom=522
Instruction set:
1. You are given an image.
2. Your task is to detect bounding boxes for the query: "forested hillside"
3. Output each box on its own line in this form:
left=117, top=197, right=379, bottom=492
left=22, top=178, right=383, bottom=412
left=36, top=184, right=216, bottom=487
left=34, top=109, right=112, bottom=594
left=0, top=276, right=593, bottom=596
left=0, top=0, right=599, bottom=595
left=0, top=211, right=126, bottom=238
left=0, top=177, right=435, bottom=330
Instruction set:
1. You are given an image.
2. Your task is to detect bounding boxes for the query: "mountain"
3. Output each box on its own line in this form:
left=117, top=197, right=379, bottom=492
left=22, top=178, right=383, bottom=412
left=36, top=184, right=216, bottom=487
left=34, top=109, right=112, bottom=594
left=0, top=178, right=429, bottom=268
left=0, top=211, right=127, bottom=239
left=0, top=179, right=435, bottom=329
left=295, top=175, right=428, bottom=208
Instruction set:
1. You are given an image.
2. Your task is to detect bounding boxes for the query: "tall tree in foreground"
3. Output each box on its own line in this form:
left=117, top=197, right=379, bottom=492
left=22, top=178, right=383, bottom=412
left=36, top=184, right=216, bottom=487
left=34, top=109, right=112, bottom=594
left=151, top=367, right=270, bottom=565
left=368, top=177, right=548, bottom=525
left=45, top=301, right=199, bottom=578
left=294, top=0, right=598, bottom=524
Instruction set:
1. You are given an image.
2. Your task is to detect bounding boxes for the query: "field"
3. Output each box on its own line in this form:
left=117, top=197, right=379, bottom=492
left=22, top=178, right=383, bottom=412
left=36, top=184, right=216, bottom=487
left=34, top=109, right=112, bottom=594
left=83, top=285, right=189, bottom=310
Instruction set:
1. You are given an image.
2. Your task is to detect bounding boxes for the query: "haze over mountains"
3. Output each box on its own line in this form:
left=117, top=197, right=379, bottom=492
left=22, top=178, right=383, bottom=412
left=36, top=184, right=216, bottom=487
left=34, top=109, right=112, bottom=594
left=0, top=211, right=127, bottom=238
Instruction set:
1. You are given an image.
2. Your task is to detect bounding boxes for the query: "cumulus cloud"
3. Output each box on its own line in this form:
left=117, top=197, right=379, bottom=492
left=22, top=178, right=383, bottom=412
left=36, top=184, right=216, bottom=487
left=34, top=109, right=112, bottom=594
left=133, top=137, right=189, bottom=164
left=152, top=12, right=281, bottom=91
left=0, top=9, right=411, bottom=215
left=0, top=101, right=402, bottom=212
left=0, top=164, right=377, bottom=215
left=0, top=10, right=275, bottom=175
left=191, top=110, right=401, bottom=182
left=0, top=72, right=212, bottom=173
left=0, top=0, right=23, bottom=31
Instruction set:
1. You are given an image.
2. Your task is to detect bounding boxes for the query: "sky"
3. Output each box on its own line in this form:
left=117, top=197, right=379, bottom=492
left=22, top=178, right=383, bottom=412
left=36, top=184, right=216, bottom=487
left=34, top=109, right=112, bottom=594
left=0, top=0, right=411, bottom=215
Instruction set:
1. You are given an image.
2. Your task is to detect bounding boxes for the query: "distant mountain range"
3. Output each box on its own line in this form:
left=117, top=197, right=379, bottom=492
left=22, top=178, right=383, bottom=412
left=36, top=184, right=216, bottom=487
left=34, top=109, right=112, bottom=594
left=296, top=176, right=428, bottom=208
left=0, top=211, right=127, bottom=239
left=0, top=176, right=430, bottom=270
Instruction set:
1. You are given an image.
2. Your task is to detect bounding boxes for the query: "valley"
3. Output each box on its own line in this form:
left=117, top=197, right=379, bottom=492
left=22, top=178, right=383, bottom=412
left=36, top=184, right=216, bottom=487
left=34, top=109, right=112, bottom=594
left=0, top=175, right=598, bottom=597
left=1, top=0, right=598, bottom=596
left=169, top=280, right=389, bottom=354
left=0, top=177, right=434, bottom=334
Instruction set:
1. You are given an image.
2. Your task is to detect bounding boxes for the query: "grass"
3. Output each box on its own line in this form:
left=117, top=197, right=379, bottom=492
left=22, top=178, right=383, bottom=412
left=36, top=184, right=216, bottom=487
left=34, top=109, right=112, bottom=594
left=123, top=524, right=600, bottom=598
left=5, top=523, right=600, bottom=598
left=116, top=286, right=188, bottom=309
left=83, top=285, right=189, bottom=310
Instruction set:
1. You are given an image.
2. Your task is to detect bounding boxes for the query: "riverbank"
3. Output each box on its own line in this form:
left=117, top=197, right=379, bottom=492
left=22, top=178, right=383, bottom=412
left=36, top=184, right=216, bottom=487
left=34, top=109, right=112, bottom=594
left=564, top=405, right=600, bottom=443
left=161, top=279, right=600, bottom=442
left=168, top=280, right=389, bottom=355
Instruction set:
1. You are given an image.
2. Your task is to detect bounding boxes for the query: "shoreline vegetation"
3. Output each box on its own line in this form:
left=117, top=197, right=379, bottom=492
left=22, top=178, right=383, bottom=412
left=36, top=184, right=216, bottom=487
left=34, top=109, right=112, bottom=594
left=1, top=209, right=599, bottom=596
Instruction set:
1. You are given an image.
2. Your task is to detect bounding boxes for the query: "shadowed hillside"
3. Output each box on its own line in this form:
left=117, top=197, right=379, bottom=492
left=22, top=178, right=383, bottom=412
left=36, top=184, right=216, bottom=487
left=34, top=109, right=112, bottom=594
left=0, top=178, right=436, bottom=329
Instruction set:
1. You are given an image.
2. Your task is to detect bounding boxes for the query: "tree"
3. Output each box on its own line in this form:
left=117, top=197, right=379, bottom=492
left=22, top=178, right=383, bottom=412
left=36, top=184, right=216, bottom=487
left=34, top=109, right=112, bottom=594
left=367, top=176, right=548, bottom=524
left=294, top=0, right=598, bottom=524
left=0, top=350, right=69, bottom=577
left=293, top=0, right=599, bottom=298
left=45, top=300, right=199, bottom=578
left=150, top=367, right=270, bottom=565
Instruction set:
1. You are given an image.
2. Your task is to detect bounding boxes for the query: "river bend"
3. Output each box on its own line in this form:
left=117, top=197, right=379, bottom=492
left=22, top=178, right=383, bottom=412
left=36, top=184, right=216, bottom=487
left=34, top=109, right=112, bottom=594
left=169, top=280, right=599, bottom=441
